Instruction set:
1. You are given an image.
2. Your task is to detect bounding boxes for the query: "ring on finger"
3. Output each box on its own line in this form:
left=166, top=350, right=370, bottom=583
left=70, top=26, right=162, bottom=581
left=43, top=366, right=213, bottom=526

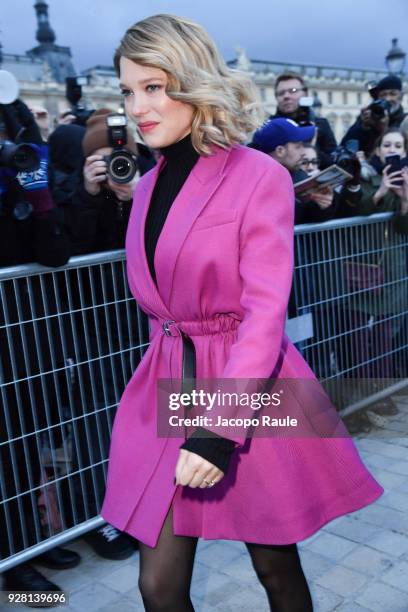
left=203, top=479, right=216, bottom=487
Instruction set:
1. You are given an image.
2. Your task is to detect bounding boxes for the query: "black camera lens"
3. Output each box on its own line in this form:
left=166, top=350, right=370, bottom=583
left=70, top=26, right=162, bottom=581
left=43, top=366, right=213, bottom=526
left=13, top=145, right=40, bottom=171
left=111, top=156, right=132, bottom=179
left=107, top=150, right=138, bottom=184
left=0, top=143, right=40, bottom=171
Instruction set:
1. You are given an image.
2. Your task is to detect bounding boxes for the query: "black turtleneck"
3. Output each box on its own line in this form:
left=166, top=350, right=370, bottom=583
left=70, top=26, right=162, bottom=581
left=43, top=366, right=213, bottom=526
left=144, top=133, right=235, bottom=475
left=145, top=133, right=200, bottom=284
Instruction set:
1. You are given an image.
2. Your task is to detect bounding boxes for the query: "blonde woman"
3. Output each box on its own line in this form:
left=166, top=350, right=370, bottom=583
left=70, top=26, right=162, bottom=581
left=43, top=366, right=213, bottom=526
left=101, top=14, right=382, bottom=611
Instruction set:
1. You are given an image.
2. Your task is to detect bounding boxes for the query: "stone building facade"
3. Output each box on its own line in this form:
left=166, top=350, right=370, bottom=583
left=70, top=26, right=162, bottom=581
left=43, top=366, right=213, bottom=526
left=229, top=49, right=407, bottom=141
left=1, top=3, right=406, bottom=142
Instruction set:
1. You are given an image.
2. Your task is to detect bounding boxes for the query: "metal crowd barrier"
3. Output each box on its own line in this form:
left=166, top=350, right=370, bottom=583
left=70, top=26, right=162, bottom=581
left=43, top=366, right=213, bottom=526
left=1, top=213, right=407, bottom=570
left=291, top=212, right=408, bottom=416
left=0, top=251, right=149, bottom=571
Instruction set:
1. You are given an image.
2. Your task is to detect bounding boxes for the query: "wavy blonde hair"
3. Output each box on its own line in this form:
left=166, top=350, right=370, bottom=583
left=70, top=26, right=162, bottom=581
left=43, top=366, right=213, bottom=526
left=114, top=14, right=264, bottom=155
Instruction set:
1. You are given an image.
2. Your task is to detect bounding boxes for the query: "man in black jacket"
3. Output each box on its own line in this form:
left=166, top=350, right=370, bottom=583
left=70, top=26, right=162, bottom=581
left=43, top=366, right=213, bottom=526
left=341, top=75, right=407, bottom=156
left=270, top=72, right=337, bottom=168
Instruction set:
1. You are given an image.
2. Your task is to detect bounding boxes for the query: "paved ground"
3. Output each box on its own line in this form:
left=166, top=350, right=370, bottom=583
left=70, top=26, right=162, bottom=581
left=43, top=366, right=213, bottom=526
left=4, top=393, right=408, bottom=611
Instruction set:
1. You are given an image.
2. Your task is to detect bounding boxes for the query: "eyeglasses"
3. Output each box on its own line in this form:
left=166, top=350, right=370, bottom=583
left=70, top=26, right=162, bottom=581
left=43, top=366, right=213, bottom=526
left=276, top=87, right=305, bottom=98
left=300, top=159, right=319, bottom=167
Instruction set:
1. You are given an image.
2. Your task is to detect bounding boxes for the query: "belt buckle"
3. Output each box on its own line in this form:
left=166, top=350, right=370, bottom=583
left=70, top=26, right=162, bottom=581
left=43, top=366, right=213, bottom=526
left=163, top=320, right=176, bottom=336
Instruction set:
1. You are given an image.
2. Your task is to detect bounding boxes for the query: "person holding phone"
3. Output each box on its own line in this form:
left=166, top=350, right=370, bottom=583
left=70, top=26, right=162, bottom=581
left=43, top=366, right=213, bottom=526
left=353, top=127, right=408, bottom=215
left=340, top=127, right=408, bottom=388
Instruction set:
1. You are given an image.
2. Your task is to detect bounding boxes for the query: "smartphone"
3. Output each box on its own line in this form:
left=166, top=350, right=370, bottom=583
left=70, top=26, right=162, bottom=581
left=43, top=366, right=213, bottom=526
left=385, top=155, right=403, bottom=186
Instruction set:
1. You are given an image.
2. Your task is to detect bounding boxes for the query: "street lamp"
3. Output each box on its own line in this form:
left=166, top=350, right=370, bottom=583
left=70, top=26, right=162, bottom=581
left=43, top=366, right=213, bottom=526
left=385, top=38, right=406, bottom=75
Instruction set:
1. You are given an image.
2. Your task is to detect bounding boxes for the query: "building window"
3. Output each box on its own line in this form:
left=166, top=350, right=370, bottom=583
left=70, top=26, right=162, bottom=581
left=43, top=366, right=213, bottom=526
left=327, top=114, right=337, bottom=132
left=327, top=91, right=333, bottom=105
left=357, top=92, right=362, bottom=105
left=342, top=114, right=352, bottom=132
left=343, top=91, right=348, bottom=105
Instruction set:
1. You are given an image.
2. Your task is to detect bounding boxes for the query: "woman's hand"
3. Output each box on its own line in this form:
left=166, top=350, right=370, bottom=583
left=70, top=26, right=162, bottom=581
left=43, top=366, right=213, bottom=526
left=83, top=154, right=107, bottom=195
left=174, top=449, right=224, bottom=488
left=309, top=186, right=334, bottom=210
left=396, top=167, right=408, bottom=215
left=107, top=171, right=140, bottom=201
left=373, top=165, right=405, bottom=205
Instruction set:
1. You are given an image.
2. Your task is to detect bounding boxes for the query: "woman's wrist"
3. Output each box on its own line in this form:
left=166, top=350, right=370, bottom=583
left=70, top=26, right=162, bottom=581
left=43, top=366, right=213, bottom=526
left=84, top=179, right=100, bottom=196
left=373, top=186, right=386, bottom=206
left=400, top=197, right=408, bottom=215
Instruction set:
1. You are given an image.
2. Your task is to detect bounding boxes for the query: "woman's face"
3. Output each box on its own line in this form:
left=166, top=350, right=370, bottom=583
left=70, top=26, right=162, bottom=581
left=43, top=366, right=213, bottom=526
left=119, top=57, right=195, bottom=149
left=299, top=147, right=319, bottom=176
left=377, top=132, right=406, bottom=163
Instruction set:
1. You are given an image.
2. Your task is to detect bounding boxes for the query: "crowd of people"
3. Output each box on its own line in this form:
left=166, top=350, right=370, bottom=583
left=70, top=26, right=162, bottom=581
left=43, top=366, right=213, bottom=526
left=0, top=66, right=407, bottom=598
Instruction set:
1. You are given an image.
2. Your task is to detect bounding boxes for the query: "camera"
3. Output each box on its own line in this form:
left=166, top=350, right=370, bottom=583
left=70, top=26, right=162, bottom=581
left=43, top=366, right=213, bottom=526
left=296, top=96, right=315, bottom=126
left=368, top=99, right=392, bottom=120
left=0, top=141, right=40, bottom=171
left=331, top=139, right=360, bottom=177
left=103, top=114, right=139, bottom=184
left=65, top=76, right=94, bottom=126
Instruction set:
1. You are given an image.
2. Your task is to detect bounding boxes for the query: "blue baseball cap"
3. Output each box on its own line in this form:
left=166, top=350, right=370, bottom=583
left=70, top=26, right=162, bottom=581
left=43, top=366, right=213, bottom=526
left=251, top=118, right=316, bottom=153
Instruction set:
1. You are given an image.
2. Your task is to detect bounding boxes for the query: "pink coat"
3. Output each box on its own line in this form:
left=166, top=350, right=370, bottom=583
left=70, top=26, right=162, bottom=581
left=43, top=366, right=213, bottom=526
left=101, top=144, right=383, bottom=547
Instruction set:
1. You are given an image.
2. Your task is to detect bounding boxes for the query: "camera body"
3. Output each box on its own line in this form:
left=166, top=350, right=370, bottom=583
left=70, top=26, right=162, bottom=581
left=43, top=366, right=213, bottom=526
left=331, top=139, right=360, bottom=177
left=0, top=136, right=41, bottom=220
left=368, top=99, right=392, bottom=121
left=296, top=96, right=316, bottom=126
left=65, top=77, right=94, bottom=127
left=103, top=114, right=139, bottom=184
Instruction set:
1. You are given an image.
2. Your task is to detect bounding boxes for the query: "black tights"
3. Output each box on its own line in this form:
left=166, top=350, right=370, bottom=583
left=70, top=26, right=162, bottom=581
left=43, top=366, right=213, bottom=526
left=138, top=508, right=313, bottom=611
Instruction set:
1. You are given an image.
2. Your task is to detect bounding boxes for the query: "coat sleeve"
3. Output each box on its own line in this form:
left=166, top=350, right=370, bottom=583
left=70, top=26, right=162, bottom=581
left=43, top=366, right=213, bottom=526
left=222, top=162, right=295, bottom=379
left=316, top=117, right=337, bottom=168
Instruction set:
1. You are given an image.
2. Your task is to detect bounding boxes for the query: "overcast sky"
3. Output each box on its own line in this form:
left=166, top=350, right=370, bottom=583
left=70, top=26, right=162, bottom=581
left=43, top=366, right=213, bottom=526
left=1, top=0, right=407, bottom=74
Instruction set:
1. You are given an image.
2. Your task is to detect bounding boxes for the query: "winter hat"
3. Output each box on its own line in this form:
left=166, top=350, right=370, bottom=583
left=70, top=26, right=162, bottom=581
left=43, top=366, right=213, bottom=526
left=370, top=75, right=402, bottom=99
left=82, top=108, right=137, bottom=156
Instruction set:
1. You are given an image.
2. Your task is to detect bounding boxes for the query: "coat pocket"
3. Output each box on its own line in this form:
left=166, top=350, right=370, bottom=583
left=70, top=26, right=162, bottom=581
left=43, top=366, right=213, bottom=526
left=193, top=209, right=237, bottom=231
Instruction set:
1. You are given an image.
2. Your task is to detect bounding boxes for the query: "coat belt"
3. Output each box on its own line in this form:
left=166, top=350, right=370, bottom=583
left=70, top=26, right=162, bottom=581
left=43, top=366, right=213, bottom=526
left=157, top=315, right=240, bottom=388
left=160, top=320, right=196, bottom=386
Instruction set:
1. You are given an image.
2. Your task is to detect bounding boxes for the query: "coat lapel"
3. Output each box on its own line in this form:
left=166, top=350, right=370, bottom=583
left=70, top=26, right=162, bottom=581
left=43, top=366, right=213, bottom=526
left=128, top=156, right=173, bottom=319
left=154, top=146, right=232, bottom=309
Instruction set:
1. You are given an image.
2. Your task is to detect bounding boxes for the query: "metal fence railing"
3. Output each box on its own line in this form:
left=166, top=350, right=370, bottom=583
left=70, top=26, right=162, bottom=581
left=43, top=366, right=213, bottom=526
left=0, top=251, right=149, bottom=571
left=290, top=212, right=408, bottom=416
left=1, top=213, right=407, bottom=570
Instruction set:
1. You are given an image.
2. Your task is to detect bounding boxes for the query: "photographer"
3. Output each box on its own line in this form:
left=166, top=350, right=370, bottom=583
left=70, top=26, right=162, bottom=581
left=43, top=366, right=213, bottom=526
left=271, top=72, right=337, bottom=168
left=341, top=75, right=407, bottom=157
left=55, top=108, right=146, bottom=560
left=66, top=108, right=153, bottom=254
left=0, top=99, right=70, bottom=267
